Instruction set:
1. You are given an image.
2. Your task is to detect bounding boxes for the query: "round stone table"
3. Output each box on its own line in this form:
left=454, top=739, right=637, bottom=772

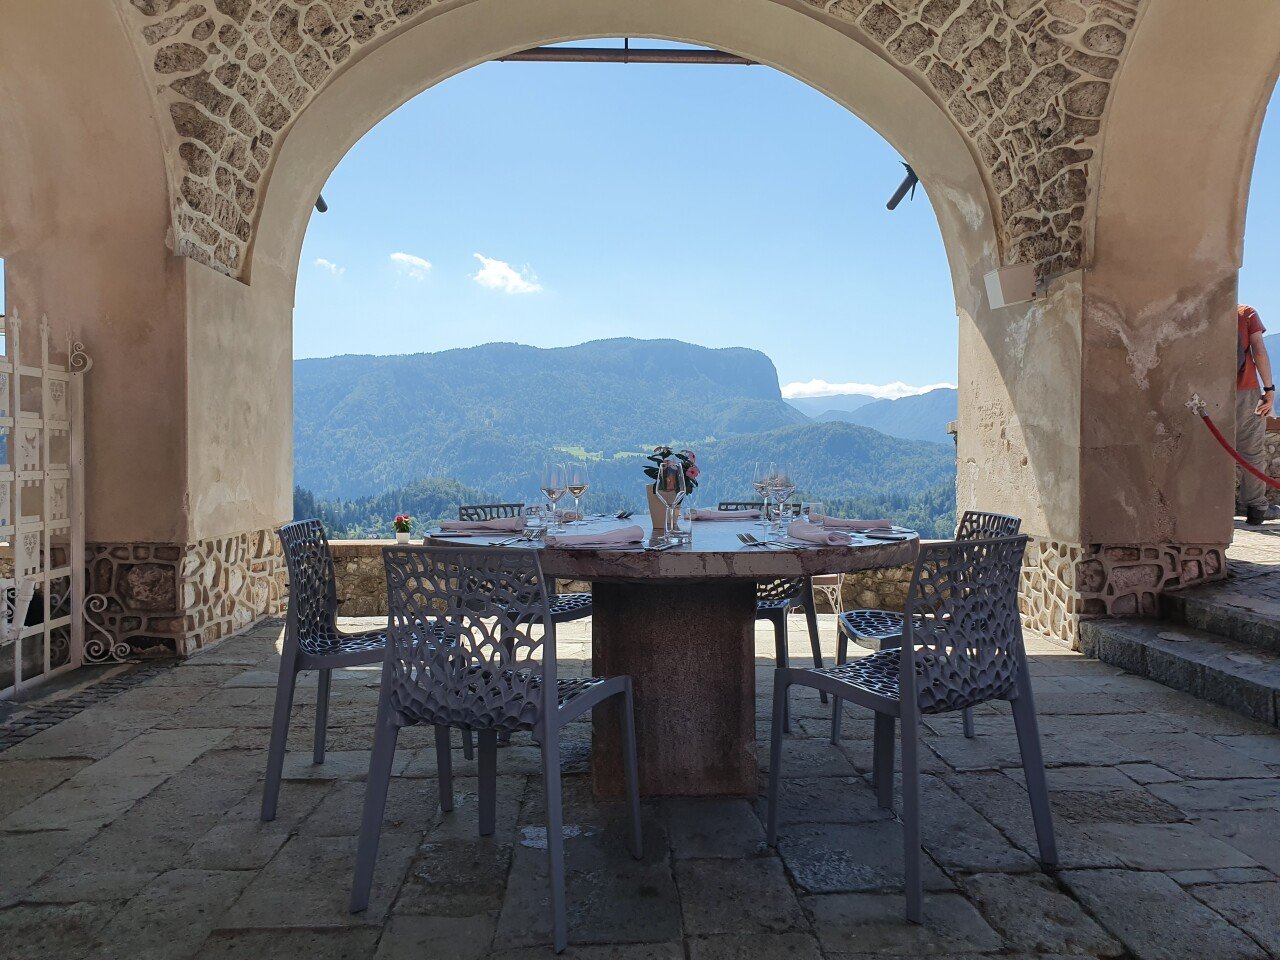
left=428, top=518, right=918, bottom=798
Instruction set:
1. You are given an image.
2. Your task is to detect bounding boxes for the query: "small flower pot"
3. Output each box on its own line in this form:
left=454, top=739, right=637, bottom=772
left=395, top=531, right=410, bottom=543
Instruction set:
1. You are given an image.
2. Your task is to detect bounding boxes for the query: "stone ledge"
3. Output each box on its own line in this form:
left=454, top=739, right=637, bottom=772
left=1078, top=619, right=1280, bottom=728
left=327, top=541, right=913, bottom=617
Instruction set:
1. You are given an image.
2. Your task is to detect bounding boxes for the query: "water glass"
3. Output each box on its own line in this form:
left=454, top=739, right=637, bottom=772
left=655, top=459, right=685, bottom=537
left=802, top=502, right=824, bottom=523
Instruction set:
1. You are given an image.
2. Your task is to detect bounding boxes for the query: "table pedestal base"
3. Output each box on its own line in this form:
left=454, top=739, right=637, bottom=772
left=591, top=579, right=757, bottom=798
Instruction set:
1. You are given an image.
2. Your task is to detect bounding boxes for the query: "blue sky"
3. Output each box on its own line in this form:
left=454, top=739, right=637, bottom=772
left=293, top=43, right=959, bottom=398
left=287, top=45, right=1273, bottom=395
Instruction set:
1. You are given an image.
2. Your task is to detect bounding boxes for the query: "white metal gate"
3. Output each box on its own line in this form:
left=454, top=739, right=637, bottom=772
left=0, top=313, right=89, bottom=698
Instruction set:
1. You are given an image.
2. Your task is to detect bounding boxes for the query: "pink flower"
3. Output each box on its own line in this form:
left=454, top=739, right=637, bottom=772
left=685, top=465, right=701, bottom=480
left=680, top=449, right=697, bottom=462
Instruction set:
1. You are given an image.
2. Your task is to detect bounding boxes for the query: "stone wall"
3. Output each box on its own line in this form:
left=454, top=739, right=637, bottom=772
left=329, top=540, right=916, bottom=618
left=117, top=0, right=1138, bottom=279
left=86, top=528, right=286, bottom=657
left=1021, top=536, right=1225, bottom=648
left=1259, top=425, right=1280, bottom=507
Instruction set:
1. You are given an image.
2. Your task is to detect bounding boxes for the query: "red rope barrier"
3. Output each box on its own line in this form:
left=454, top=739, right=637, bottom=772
left=1189, top=395, right=1280, bottom=490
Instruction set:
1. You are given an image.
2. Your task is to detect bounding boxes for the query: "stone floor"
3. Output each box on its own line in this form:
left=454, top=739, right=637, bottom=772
left=1227, top=520, right=1280, bottom=581
left=3, top=616, right=1280, bottom=960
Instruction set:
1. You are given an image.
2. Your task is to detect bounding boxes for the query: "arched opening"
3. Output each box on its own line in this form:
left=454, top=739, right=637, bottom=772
left=288, top=39, right=963, bottom=542
left=1224, top=76, right=1280, bottom=575
left=224, top=0, right=1021, bottom=530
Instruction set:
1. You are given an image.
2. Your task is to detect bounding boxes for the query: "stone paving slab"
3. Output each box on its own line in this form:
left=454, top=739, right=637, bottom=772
left=0, top=617, right=1279, bottom=958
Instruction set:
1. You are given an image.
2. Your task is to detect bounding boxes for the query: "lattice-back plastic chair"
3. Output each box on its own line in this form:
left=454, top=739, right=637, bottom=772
left=458, top=502, right=525, bottom=521
left=262, top=520, right=398, bottom=820
left=832, top=510, right=1021, bottom=740
left=719, top=503, right=826, bottom=727
left=350, top=546, right=641, bottom=953
left=767, top=535, right=1055, bottom=923
left=458, top=505, right=593, bottom=626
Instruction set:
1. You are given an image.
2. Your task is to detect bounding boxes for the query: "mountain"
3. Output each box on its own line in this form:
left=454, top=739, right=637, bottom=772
left=826, top=387, right=958, bottom=443
left=295, top=338, right=807, bottom=499
left=785, top=393, right=877, bottom=417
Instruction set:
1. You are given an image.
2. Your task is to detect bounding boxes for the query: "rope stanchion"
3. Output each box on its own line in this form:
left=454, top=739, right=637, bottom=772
left=1186, top=393, right=1280, bottom=490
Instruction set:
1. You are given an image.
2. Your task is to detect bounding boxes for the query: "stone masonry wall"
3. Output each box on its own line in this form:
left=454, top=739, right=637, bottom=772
left=118, top=0, right=1139, bottom=279
left=1259, top=426, right=1280, bottom=507
left=1021, top=536, right=1225, bottom=648
left=86, top=528, right=286, bottom=657
left=329, top=540, right=915, bottom=618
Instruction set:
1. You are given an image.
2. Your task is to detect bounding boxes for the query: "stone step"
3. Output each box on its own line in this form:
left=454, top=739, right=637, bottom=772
left=1077, top=619, right=1280, bottom=728
left=1162, top=575, right=1280, bottom=656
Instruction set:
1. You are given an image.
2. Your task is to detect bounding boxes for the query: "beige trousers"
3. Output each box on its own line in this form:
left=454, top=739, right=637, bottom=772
left=1236, top=389, right=1268, bottom=512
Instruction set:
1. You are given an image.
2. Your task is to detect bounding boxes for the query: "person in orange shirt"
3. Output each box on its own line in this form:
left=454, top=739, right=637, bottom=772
left=1236, top=304, right=1278, bottom=524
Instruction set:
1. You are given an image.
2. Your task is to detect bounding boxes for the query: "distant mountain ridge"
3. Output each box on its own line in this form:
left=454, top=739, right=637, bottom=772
left=784, top=393, right=877, bottom=417
left=821, top=388, right=957, bottom=443
left=293, top=337, right=959, bottom=537
left=295, top=338, right=806, bottom=499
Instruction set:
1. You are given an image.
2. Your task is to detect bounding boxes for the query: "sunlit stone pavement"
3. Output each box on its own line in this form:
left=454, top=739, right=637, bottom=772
left=2, top=616, right=1280, bottom=959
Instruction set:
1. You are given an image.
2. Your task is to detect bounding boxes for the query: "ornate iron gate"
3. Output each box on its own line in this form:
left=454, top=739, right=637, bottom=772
left=0, top=313, right=90, bottom=698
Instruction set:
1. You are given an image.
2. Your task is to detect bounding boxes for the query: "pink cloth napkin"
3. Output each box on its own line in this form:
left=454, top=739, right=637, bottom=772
left=438, top=517, right=525, bottom=532
left=545, top=524, right=645, bottom=548
left=557, top=510, right=584, bottom=522
left=787, top=521, right=853, bottom=546
left=815, top=516, right=892, bottom=532
left=690, top=508, right=760, bottom=521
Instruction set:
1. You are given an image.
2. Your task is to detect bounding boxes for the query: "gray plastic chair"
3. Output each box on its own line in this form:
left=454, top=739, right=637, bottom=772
left=458, top=502, right=525, bottom=521
left=350, top=546, right=641, bottom=953
left=767, top=535, right=1056, bottom=923
left=719, top=502, right=826, bottom=720
left=263, top=519, right=449, bottom=820
left=458, top=505, right=594, bottom=625
left=832, top=510, right=1022, bottom=740
left=756, top=577, right=827, bottom=733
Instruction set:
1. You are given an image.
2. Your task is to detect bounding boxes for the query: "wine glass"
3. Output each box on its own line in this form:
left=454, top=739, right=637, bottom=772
left=654, top=458, right=685, bottom=539
left=566, top=462, right=589, bottom=523
left=541, top=461, right=567, bottom=529
left=752, top=461, right=776, bottom=527
left=772, top=467, right=797, bottom=531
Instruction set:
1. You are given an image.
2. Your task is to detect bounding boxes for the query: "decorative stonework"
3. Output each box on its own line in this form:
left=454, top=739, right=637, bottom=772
left=1020, top=537, right=1084, bottom=645
left=1021, top=536, right=1226, bottom=647
left=812, top=0, right=1140, bottom=277
left=86, top=528, right=285, bottom=656
left=1258, top=426, right=1280, bottom=507
left=118, top=0, right=1139, bottom=279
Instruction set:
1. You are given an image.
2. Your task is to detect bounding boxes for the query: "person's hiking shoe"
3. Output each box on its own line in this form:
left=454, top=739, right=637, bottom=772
left=1245, top=505, right=1280, bottom=525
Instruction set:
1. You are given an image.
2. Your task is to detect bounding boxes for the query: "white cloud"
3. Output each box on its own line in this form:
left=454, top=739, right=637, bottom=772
left=471, top=253, right=542, bottom=295
left=782, top=379, right=957, bottom=400
left=390, top=251, right=433, bottom=280
left=314, top=257, right=344, bottom=277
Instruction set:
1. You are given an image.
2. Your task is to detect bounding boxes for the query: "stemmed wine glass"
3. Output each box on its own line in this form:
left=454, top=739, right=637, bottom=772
left=566, top=463, right=589, bottom=523
left=654, top=458, right=686, bottom=540
left=541, top=462, right=568, bottom=529
left=772, top=467, right=797, bottom=531
left=752, top=461, right=776, bottom=528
